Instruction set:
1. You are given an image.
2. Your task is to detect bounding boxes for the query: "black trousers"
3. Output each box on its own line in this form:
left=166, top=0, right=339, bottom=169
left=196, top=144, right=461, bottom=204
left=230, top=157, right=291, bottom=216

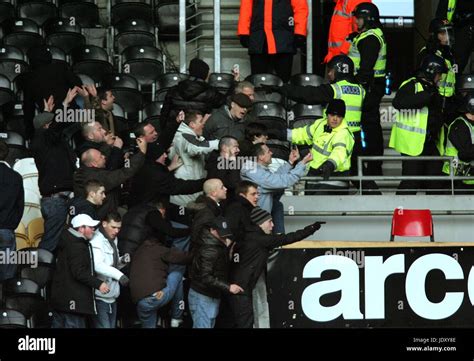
left=306, top=168, right=350, bottom=195
left=454, top=23, right=474, bottom=78
left=361, top=82, right=385, bottom=176
left=396, top=141, right=444, bottom=195
left=250, top=53, right=294, bottom=83
left=229, top=294, right=254, bottom=328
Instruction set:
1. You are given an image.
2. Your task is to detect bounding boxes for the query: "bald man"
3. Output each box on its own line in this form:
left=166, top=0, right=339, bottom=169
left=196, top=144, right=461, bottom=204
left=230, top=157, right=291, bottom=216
left=191, top=179, right=227, bottom=249
left=74, top=139, right=147, bottom=219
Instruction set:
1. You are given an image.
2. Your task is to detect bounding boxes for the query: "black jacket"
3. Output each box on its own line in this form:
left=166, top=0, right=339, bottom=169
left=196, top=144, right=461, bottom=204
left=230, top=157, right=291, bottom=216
left=73, top=152, right=145, bottom=219
left=205, top=151, right=241, bottom=205
left=392, top=77, right=444, bottom=148
left=448, top=116, right=474, bottom=163
left=118, top=204, right=190, bottom=256
left=436, top=0, right=474, bottom=24
left=224, top=196, right=259, bottom=244
left=128, top=159, right=205, bottom=208
left=67, top=197, right=98, bottom=225
left=190, top=195, right=223, bottom=249
left=230, top=225, right=314, bottom=295
left=50, top=228, right=103, bottom=315
left=0, top=163, right=24, bottom=230
left=31, top=121, right=77, bottom=196
left=190, top=230, right=231, bottom=299
left=160, top=78, right=228, bottom=129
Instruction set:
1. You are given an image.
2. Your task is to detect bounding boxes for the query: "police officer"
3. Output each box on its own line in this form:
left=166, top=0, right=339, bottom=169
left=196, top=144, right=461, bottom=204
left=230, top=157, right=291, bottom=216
left=288, top=99, right=355, bottom=195
left=237, top=0, right=308, bottom=82
left=442, top=93, right=474, bottom=193
left=418, top=18, right=457, bottom=122
left=389, top=54, right=448, bottom=195
left=266, top=55, right=379, bottom=193
left=436, top=0, right=474, bottom=79
left=348, top=2, right=387, bottom=177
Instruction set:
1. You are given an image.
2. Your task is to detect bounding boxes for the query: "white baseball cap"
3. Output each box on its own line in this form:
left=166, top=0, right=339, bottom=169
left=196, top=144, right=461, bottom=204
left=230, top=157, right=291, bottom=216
left=71, top=214, right=100, bottom=228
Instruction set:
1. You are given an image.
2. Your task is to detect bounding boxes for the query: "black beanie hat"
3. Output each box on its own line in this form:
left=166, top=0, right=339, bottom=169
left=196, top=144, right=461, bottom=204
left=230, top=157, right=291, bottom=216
left=250, top=207, right=272, bottom=225
left=325, top=99, right=346, bottom=117
left=189, top=58, right=210, bottom=80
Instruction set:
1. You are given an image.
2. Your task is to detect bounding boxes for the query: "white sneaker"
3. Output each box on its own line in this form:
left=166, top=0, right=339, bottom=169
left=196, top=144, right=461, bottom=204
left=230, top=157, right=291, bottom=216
left=170, top=319, right=183, bottom=328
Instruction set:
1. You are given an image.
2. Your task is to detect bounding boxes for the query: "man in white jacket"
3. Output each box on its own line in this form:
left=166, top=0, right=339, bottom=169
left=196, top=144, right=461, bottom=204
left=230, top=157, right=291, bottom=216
left=169, top=110, right=219, bottom=207
left=90, top=211, right=129, bottom=328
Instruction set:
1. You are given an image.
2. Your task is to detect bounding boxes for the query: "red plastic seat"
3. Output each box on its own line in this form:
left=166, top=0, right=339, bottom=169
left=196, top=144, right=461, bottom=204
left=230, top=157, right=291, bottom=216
left=390, top=208, right=434, bottom=242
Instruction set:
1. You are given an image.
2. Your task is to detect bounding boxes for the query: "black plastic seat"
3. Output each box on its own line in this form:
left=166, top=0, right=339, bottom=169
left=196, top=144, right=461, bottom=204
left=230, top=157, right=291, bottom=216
left=44, top=18, right=85, bottom=54
left=246, top=73, right=283, bottom=88
left=0, top=45, right=29, bottom=82
left=103, top=73, right=142, bottom=114
left=289, top=73, right=325, bottom=87
left=71, top=45, right=114, bottom=84
left=26, top=45, right=68, bottom=68
left=17, top=1, right=58, bottom=27
left=2, top=18, right=44, bottom=53
left=208, top=73, right=234, bottom=91
left=0, top=1, right=15, bottom=25
left=292, top=103, right=323, bottom=121
left=254, top=90, right=284, bottom=104
left=250, top=101, right=286, bottom=121
left=266, top=139, right=290, bottom=161
left=142, top=101, right=163, bottom=123
left=0, top=309, right=27, bottom=329
left=3, top=101, right=26, bottom=137
left=0, top=131, right=30, bottom=165
left=19, top=247, right=55, bottom=265
left=75, top=73, right=95, bottom=86
left=457, top=74, right=474, bottom=95
left=121, top=45, right=164, bottom=87
left=111, top=0, right=153, bottom=25
left=154, top=0, right=196, bottom=41
left=113, top=18, right=156, bottom=54
left=0, top=74, right=14, bottom=106
left=3, top=278, right=44, bottom=326
left=154, top=72, right=188, bottom=101
left=59, top=0, right=99, bottom=28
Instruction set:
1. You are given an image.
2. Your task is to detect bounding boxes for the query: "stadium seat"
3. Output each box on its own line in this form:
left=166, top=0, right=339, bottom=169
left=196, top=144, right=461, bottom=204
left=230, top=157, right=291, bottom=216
left=142, top=101, right=163, bottom=124
left=0, top=1, right=15, bottom=25
left=42, top=46, right=68, bottom=67
left=0, top=309, right=27, bottom=329
left=153, top=72, right=188, bottom=101
left=44, top=18, right=86, bottom=54
left=27, top=217, right=44, bottom=247
left=208, top=73, right=234, bottom=93
left=246, top=73, right=284, bottom=88
left=121, top=45, right=165, bottom=87
left=15, top=222, right=31, bottom=249
left=102, top=73, right=143, bottom=114
left=75, top=73, right=95, bottom=87
left=3, top=278, right=45, bottom=328
left=266, top=139, right=290, bottom=161
left=2, top=18, right=44, bottom=53
left=250, top=101, right=286, bottom=121
left=111, top=0, right=153, bottom=25
left=113, top=18, right=157, bottom=54
left=3, top=101, right=27, bottom=137
left=13, top=157, right=39, bottom=194
left=71, top=45, right=114, bottom=84
left=59, top=0, right=100, bottom=28
left=17, top=1, right=58, bottom=27
left=291, top=103, right=323, bottom=122
left=254, top=90, right=284, bottom=104
left=457, top=74, right=474, bottom=96
left=154, top=0, right=196, bottom=41
left=289, top=73, right=325, bottom=87
left=390, top=208, right=434, bottom=242
left=0, top=74, right=14, bottom=106
left=0, top=131, right=30, bottom=166
left=0, top=45, right=29, bottom=83
left=18, top=248, right=54, bottom=298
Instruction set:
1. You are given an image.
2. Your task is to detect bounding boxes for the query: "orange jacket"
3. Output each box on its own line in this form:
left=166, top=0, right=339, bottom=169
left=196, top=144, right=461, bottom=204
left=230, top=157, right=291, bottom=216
left=238, top=0, right=308, bottom=55
left=324, top=0, right=371, bottom=63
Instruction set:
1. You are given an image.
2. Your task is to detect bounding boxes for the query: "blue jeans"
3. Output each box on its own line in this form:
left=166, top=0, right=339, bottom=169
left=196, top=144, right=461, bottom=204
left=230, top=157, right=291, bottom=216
left=51, top=311, right=86, bottom=328
left=168, top=221, right=190, bottom=319
left=0, top=229, right=16, bottom=282
left=40, top=196, right=69, bottom=252
left=91, top=300, right=117, bottom=328
left=271, top=197, right=285, bottom=234
left=188, top=288, right=220, bottom=328
left=136, top=271, right=184, bottom=328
